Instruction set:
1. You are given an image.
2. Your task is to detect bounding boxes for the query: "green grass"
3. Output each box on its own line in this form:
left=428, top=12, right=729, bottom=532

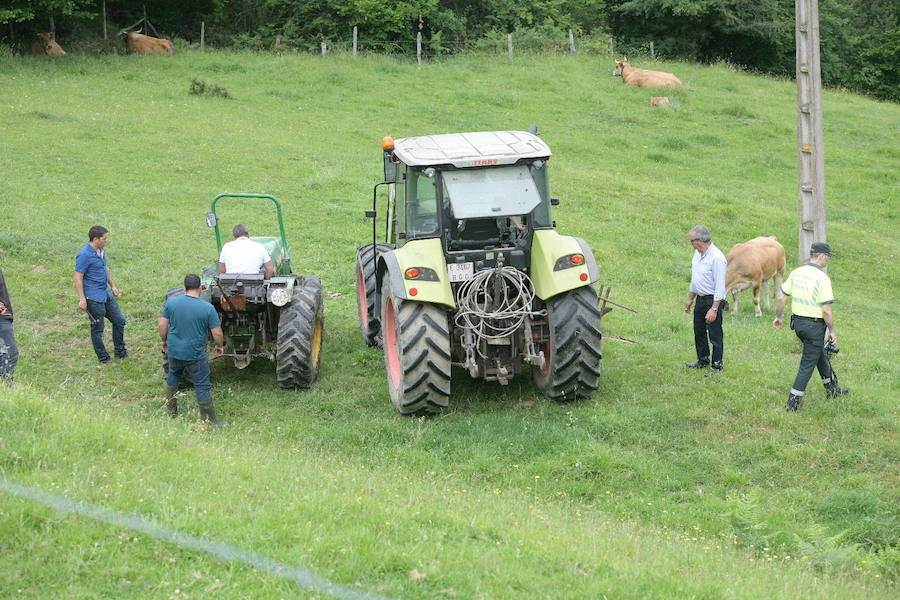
left=1, top=51, right=897, bottom=598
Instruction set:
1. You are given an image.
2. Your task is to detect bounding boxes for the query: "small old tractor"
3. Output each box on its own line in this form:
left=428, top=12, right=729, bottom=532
left=356, top=130, right=605, bottom=415
left=165, top=193, right=324, bottom=388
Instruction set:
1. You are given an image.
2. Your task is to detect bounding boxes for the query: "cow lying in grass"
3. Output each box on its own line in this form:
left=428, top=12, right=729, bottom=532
left=123, top=30, right=175, bottom=54
left=31, top=32, right=66, bottom=56
left=725, top=236, right=786, bottom=316
left=613, top=60, right=682, bottom=88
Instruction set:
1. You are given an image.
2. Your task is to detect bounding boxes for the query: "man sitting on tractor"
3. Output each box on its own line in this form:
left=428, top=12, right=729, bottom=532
left=219, top=224, right=275, bottom=278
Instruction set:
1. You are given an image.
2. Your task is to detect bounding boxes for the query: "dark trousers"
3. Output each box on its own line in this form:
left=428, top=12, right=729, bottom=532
left=0, top=319, right=18, bottom=381
left=693, top=295, right=724, bottom=366
left=166, top=356, right=213, bottom=403
left=86, top=296, right=127, bottom=362
left=791, top=316, right=833, bottom=394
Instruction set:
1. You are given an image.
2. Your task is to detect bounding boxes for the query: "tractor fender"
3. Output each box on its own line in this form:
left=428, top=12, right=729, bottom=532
left=377, top=238, right=455, bottom=309
left=530, top=229, right=600, bottom=300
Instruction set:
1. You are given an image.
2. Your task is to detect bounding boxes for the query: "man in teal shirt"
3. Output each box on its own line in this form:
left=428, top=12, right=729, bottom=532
left=159, top=274, right=226, bottom=425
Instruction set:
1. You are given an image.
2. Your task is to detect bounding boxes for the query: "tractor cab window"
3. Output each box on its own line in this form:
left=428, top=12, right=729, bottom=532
left=443, top=165, right=542, bottom=220
left=406, top=168, right=440, bottom=239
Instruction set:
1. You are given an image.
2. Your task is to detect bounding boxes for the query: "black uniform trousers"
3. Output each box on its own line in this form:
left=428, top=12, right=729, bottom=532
left=791, top=316, right=833, bottom=393
left=693, top=295, right=723, bottom=366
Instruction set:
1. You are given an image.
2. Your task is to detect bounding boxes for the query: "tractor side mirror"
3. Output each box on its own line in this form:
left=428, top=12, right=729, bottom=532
left=383, top=151, right=398, bottom=183
left=206, top=212, right=217, bottom=227
left=550, top=197, right=560, bottom=206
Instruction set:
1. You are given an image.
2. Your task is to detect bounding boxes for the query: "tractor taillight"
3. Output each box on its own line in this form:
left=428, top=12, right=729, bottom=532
left=553, top=253, right=588, bottom=271
left=403, top=267, right=439, bottom=281
left=409, top=287, right=418, bottom=296
left=405, top=268, right=420, bottom=279
left=580, top=273, right=589, bottom=281
left=381, top=136, right=395, bottom=150
left=571, top=254, right=585, bottom=265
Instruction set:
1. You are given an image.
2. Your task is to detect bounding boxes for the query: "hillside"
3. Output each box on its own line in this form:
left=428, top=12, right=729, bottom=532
left=0, top=51, right=897, bottom=598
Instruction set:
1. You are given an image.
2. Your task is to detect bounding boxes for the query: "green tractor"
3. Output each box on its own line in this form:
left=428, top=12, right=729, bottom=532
left=166, top=193, right=324, bottom=389
left=356, top=130, right=603, bottom=415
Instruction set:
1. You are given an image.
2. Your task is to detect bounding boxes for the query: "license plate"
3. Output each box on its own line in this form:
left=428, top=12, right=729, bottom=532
left=447, top=262, right=474, bottom=282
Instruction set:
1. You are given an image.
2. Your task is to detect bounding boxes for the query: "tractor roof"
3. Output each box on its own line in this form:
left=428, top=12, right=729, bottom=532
left=393, top=131, right=551, bottom=168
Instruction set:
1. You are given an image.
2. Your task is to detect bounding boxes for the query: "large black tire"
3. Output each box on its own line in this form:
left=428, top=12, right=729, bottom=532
left=380, top=278, right=451, bottom=415
left=355, top=243, right=393, bottom=347
left=533, top=285, right=602, bottom=402
left=276, top=277, right=324, bottom=389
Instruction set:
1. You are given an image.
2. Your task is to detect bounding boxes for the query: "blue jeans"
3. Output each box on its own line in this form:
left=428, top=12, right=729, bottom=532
left=166, top=356, right=212, bottom=403
left=86, top=296, right=127, bottom=362
left=0, top=319, right=18, bottom=381
left=693, top=295, right=724, bottom=366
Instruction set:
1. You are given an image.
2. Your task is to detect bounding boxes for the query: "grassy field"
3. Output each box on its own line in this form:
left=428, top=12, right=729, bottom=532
left=0, top=50, right=897, bottom=598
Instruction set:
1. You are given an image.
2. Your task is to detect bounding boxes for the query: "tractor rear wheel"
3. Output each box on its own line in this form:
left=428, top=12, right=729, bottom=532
left=356, top=243, right=393, bottom=347
left=276, top=277, right=324, bottom=389
left=533, top=285, right=602, bottom=402
left=380, top=278, right=451, bottom=415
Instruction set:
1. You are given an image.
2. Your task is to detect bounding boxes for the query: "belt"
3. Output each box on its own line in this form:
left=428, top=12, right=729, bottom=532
left=794, top=316, right=824, bottom=323
left=697, top=295, right=714, bottom=299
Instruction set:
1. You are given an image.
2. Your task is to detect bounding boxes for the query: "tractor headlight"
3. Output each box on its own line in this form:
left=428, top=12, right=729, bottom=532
left=270, top=287, right=291, bottom=307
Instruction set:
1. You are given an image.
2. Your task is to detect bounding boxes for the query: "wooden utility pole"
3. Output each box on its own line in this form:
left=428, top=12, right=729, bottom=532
left=795, top=0, right=827, bottom=263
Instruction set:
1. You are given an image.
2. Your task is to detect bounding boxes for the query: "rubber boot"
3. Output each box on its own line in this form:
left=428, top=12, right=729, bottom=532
left=165, top=386, right=178, bottom=417
left=786, top=393, right=802, bottom=412
left=825, top=383, right=849, bottom=398
left=198, top=401, right=228, bottom=427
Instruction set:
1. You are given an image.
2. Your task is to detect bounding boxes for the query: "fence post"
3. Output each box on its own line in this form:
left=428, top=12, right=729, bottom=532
left=102, top=1, right=107, bottom=39
left=321, top=41, right=327, bottom=55
left=416, top=31, right=422, bottom=65
left=609, top=38, right=614, bottom=57
left=568, top=29, right=575, bottom=53
left=353, top=26, right=358, bottom=56
left=650, top=40, right=655, bottom=58
left=507, top=33, right=513, bottom=58
left=201, top=22, right=206, bottom=51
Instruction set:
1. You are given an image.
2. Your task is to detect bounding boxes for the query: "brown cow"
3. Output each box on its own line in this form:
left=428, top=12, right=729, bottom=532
left=725, top=236, right=786, bottom=317
left=613, top=60, right=682, bottom=88
left=31, top=32, right=66, bottom=56
left=123, top=30, right=175, bottom=55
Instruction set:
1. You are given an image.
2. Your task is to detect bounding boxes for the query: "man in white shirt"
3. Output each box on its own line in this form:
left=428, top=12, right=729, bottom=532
left=219, top=224, right=275, bottom=279
left=683, top=225, right=728, bottom=377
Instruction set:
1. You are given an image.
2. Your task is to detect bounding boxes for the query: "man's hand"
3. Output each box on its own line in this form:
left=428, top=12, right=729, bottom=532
left=214, top=345, right=224, bottom=358
left=773, top=316, right=783, bottom=330
left=705, top=308, right=717, bottom=324
left=684, top=300, right=692, bottom=313
left=828, top=330, right=837, bottom=345
left=111, top=285, right=120, bottom=297
left=161, top=341, right=168, bottom=354
left=78, top=298, right=87, bottom=311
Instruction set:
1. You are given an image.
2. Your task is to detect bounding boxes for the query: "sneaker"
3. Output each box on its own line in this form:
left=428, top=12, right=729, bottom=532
left=685, top=361, right=710, bottom=369
left=99, top=360, right=117, bottom=367
left=704, top=365, right=723, bottom=377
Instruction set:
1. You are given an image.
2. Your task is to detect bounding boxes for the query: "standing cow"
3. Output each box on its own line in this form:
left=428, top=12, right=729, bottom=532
left=725, top=236, right=786, bottom=316
left=31, top=32, right=66, bottom=55
left=123, top=30, right=175, bottom=54
left=613, top=59, right=682, bottom=88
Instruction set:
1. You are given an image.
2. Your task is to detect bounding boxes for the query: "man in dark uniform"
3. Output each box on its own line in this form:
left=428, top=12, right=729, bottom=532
left=774, top=242, right=849, bottom=411
left=159, top=274, right=227, bottom=426
left=0, top=268, right=18, bottom=382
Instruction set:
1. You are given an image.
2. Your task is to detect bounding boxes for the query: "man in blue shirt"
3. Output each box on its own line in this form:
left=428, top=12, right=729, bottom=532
left=74, top=225, right=127, bottom=365
left=159, top=274, right=226, bottom=426
left=0, top=267, right=18, bottom=382
left=683, top=225, right=728, bottom=377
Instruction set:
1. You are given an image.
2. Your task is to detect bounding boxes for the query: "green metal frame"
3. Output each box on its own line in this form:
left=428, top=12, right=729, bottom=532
left=210, top=193, right=289, bottom=253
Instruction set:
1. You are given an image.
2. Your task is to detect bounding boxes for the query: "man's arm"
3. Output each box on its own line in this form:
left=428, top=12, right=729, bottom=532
left=210, top=325, right=225, bottom=357
left=822, top=304, right=836, bottom=344
left=158, top=317, right=170, bottom=352
left=263, top=260, right=274, bottom=279
left=773, top=292, right=787, bottom=330
left=684, top=291, right=696, bottom=313
left=74, top=271, right=87, bottom=311
left=219, top=262, right=227, bottom=274
left=107, top=267, right=120, bottom=297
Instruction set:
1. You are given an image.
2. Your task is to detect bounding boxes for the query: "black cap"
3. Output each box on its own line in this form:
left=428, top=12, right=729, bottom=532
left=810, top=242, right=832, bottom=256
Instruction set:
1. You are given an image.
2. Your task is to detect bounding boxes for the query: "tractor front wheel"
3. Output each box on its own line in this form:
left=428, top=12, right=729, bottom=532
left=356, top=243, right=393, bottom=347
left=276, top=277, right=324, bottom=389
left=381, top=278, right=451, bottom=415
left=533, top=285, right=602, bottom=402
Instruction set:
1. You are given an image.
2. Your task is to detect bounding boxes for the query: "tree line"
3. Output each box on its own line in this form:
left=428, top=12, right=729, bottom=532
left=2, top=0, right=896, bottom=101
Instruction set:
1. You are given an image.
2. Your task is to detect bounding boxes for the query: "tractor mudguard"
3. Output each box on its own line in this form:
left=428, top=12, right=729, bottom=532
left=530, top=229, right=600, bottom=300
left=378, top=238, right=455, bottom=309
